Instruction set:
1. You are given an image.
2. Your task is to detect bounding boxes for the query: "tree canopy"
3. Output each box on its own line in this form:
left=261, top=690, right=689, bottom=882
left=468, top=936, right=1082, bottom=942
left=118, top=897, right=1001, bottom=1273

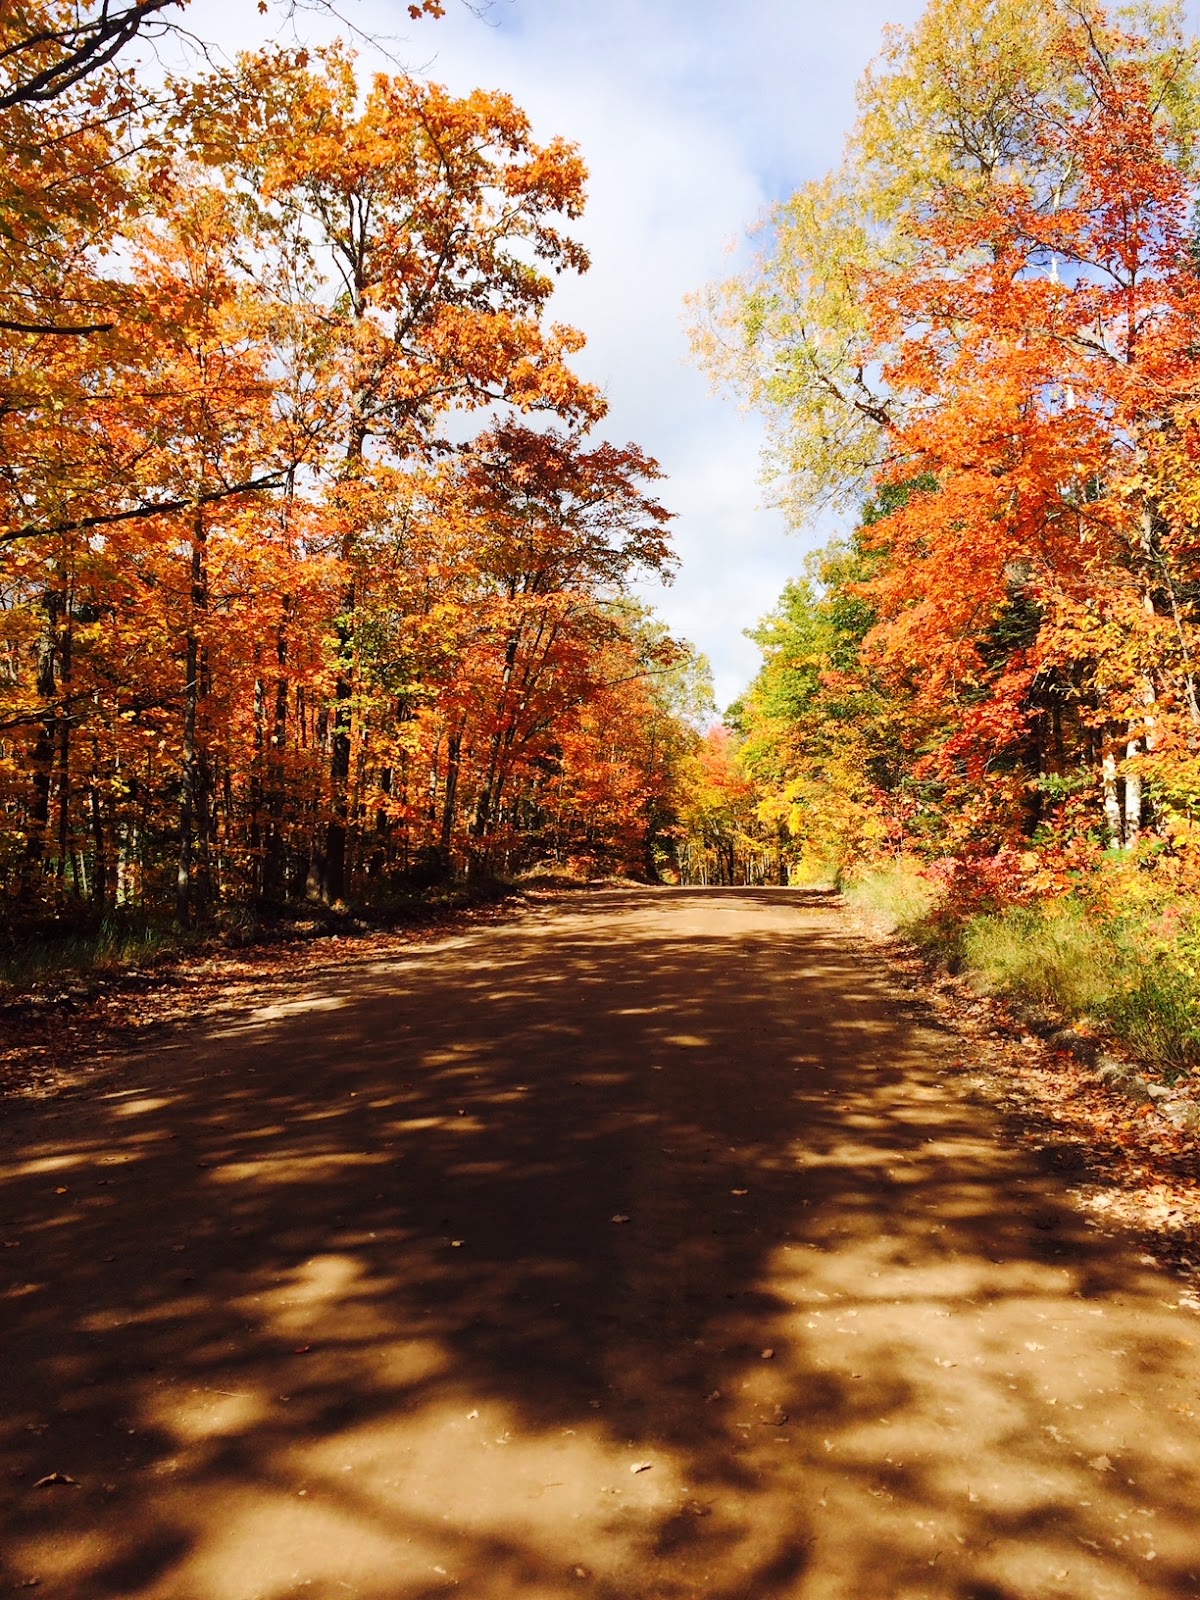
left=0, top=5, right=712, bottom=927
left=695, top=0, right=1200, bottom=878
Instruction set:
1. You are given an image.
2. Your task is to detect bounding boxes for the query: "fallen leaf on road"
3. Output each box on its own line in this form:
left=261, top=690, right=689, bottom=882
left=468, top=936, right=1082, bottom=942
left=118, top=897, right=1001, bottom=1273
left=761, top=1347, right=774, bottom=1360
left=630, top=1461, right=652, bottom=1474
left=1088, top=1454, right=1114, bottom=1473
left=611, top=1215, right=629, bottom=1224
left=33, top=1473, right=77, bottom=1489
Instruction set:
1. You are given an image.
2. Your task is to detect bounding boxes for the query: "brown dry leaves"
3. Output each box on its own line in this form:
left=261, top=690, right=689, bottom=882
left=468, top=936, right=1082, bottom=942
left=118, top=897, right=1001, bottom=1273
left=0, top=896, right=531, bottom=1101
left=885, top=940, right=1200, bottom=1301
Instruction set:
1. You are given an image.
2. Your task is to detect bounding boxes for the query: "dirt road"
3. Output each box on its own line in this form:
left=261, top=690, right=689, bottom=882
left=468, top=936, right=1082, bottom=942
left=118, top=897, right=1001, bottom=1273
left=2, top=888, right=1199, bottom=1600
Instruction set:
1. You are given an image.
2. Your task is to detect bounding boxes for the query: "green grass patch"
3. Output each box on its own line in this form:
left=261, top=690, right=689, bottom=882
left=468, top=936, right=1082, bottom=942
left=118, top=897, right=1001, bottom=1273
left=841, top=860, right=941, bottom=935
left=960, top=902, right=1116, bottom=1016
left=961, top=900, right=1200, bottom=1073
left=0, top=913, right=193, bottom=994
left=843, top=862, right=1200, bottom=1075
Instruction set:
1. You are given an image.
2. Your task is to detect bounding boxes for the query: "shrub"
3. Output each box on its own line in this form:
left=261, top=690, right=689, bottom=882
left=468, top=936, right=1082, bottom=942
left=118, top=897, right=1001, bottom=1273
left=842, top=855, right=1200, bottom=1075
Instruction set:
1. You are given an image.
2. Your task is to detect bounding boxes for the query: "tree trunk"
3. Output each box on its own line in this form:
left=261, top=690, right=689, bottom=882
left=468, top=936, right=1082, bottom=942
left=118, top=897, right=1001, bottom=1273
left=1123, top=734, right=1142, bottom=849
left=23, top=589, right=61, bottom=893
left=322, top=411, right=369, bottom=905
left=263, top=612, right=290, bottom=901
left=54, top=605, right=73, bottom=895
left=177, top=515, right=211, bottom=924
left=89, top=776, right=108, bottom=909
left=1101, top=746, right=1123, bottom=849
left=472, top=634, right=520, bottom=849
left=322, top=643, right=353, bottom=903
left=440, top=724, right=464, bottom=854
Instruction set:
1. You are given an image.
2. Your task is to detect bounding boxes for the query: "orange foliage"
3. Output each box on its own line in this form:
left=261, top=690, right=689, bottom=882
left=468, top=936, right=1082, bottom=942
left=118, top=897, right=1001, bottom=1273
left=857, top=13, right=1200, bottom=851
left=0, top=18, right=700, bottom=925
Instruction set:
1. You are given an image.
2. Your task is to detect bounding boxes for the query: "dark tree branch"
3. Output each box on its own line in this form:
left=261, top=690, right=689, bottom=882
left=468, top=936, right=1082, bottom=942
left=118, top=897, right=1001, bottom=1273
left=2, top=473, right=286, bottom=545
left=0, top=318, right=115, bottom=335
left=0, top=1, right=183, bottom=112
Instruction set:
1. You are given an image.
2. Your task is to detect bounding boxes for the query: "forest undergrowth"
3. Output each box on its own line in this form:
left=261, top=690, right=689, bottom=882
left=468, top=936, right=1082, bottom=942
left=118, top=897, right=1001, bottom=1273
left=842, top=867, right=1200, bottom=1303
left=0, top=874, right=522, bottom=997
left=843, top=859, right=1200, bottom=1078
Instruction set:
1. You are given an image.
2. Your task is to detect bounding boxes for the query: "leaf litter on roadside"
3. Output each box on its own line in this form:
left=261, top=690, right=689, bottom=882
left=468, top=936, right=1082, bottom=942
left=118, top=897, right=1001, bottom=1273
left=0, top=900, right=528, bottom=1101
left=883, top=941, right=1200, bottom=1299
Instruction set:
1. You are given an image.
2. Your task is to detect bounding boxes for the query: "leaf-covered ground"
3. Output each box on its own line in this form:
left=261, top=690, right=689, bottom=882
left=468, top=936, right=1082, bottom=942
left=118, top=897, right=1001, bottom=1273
left=884, top=940, right=1200, bottom=1312
left=0, top=898, right=528, bottom=1101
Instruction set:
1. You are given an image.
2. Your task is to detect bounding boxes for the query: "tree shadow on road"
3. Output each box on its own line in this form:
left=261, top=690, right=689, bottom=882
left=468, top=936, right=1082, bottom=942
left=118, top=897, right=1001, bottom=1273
left=1, top=888, right=1198, bottom=1598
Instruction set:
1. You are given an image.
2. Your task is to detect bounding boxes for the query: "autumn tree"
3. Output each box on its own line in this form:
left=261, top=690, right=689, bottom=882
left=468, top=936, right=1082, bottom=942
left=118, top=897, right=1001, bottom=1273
left=415, top=423, right=675, bottom=874
left=857, top=8, right=1200, bottom=849
left=693, top=0, right=1199, bottom=521
left=674, top=726, right=772, bottom=886
left=0, top=23, right=690, bottom=930
left=696, top=0, right=1200, bottom=859
left=177, top=49, right=602, bottom=900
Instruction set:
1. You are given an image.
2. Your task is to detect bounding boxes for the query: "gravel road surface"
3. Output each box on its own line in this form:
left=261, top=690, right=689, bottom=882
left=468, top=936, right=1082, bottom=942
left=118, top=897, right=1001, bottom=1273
left=2, top=888, right=1199, bottom=1599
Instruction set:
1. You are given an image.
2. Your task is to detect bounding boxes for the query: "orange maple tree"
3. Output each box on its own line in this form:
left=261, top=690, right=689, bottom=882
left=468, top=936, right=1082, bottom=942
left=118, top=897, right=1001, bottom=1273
left=855, top=9, right=1200, bottom=853
left=0, top=18, right=704, bottom=930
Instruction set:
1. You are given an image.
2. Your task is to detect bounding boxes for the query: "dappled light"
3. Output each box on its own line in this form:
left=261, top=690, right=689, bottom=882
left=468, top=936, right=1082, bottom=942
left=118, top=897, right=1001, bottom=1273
left=2, top=889, right=1199, bottom=1598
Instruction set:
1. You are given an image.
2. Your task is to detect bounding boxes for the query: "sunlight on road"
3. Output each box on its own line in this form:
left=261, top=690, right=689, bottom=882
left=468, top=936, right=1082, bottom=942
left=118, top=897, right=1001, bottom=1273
left=2, top=891, right=1198, bottom=1599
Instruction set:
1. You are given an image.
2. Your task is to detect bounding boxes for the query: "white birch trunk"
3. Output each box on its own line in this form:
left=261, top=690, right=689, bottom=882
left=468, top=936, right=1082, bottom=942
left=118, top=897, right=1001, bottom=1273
left=1142, top=676, right=1158, bottom=752
left=1102, top=748, right=1123, bottom=849
left=1123, top=736, right=1141, bottom=849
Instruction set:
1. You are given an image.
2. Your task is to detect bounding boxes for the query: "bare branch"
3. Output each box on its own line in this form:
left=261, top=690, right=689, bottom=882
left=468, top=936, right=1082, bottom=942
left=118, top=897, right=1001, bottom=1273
left=2, top=473, right=286, bottom=545
left=0, top=2, right=183, bottom=112
left=0, top=318, right=115, bottom=336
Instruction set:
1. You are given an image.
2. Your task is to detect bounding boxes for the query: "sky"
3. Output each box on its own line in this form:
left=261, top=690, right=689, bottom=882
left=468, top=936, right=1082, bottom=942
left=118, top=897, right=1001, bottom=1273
left=175, top=0, right=932, bottom=708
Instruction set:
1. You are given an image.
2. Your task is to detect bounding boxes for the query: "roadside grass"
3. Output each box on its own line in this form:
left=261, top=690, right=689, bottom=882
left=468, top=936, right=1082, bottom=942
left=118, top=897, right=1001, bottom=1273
left=843, top=859, right=1200, bottom=1076
left=960, top=903, right=1114, bottom=1015
left=0, top=877, right=522, bottom=1001
left=0, top=913, right=195, bottom=994
left=840, top=860, right=942, bottom=935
